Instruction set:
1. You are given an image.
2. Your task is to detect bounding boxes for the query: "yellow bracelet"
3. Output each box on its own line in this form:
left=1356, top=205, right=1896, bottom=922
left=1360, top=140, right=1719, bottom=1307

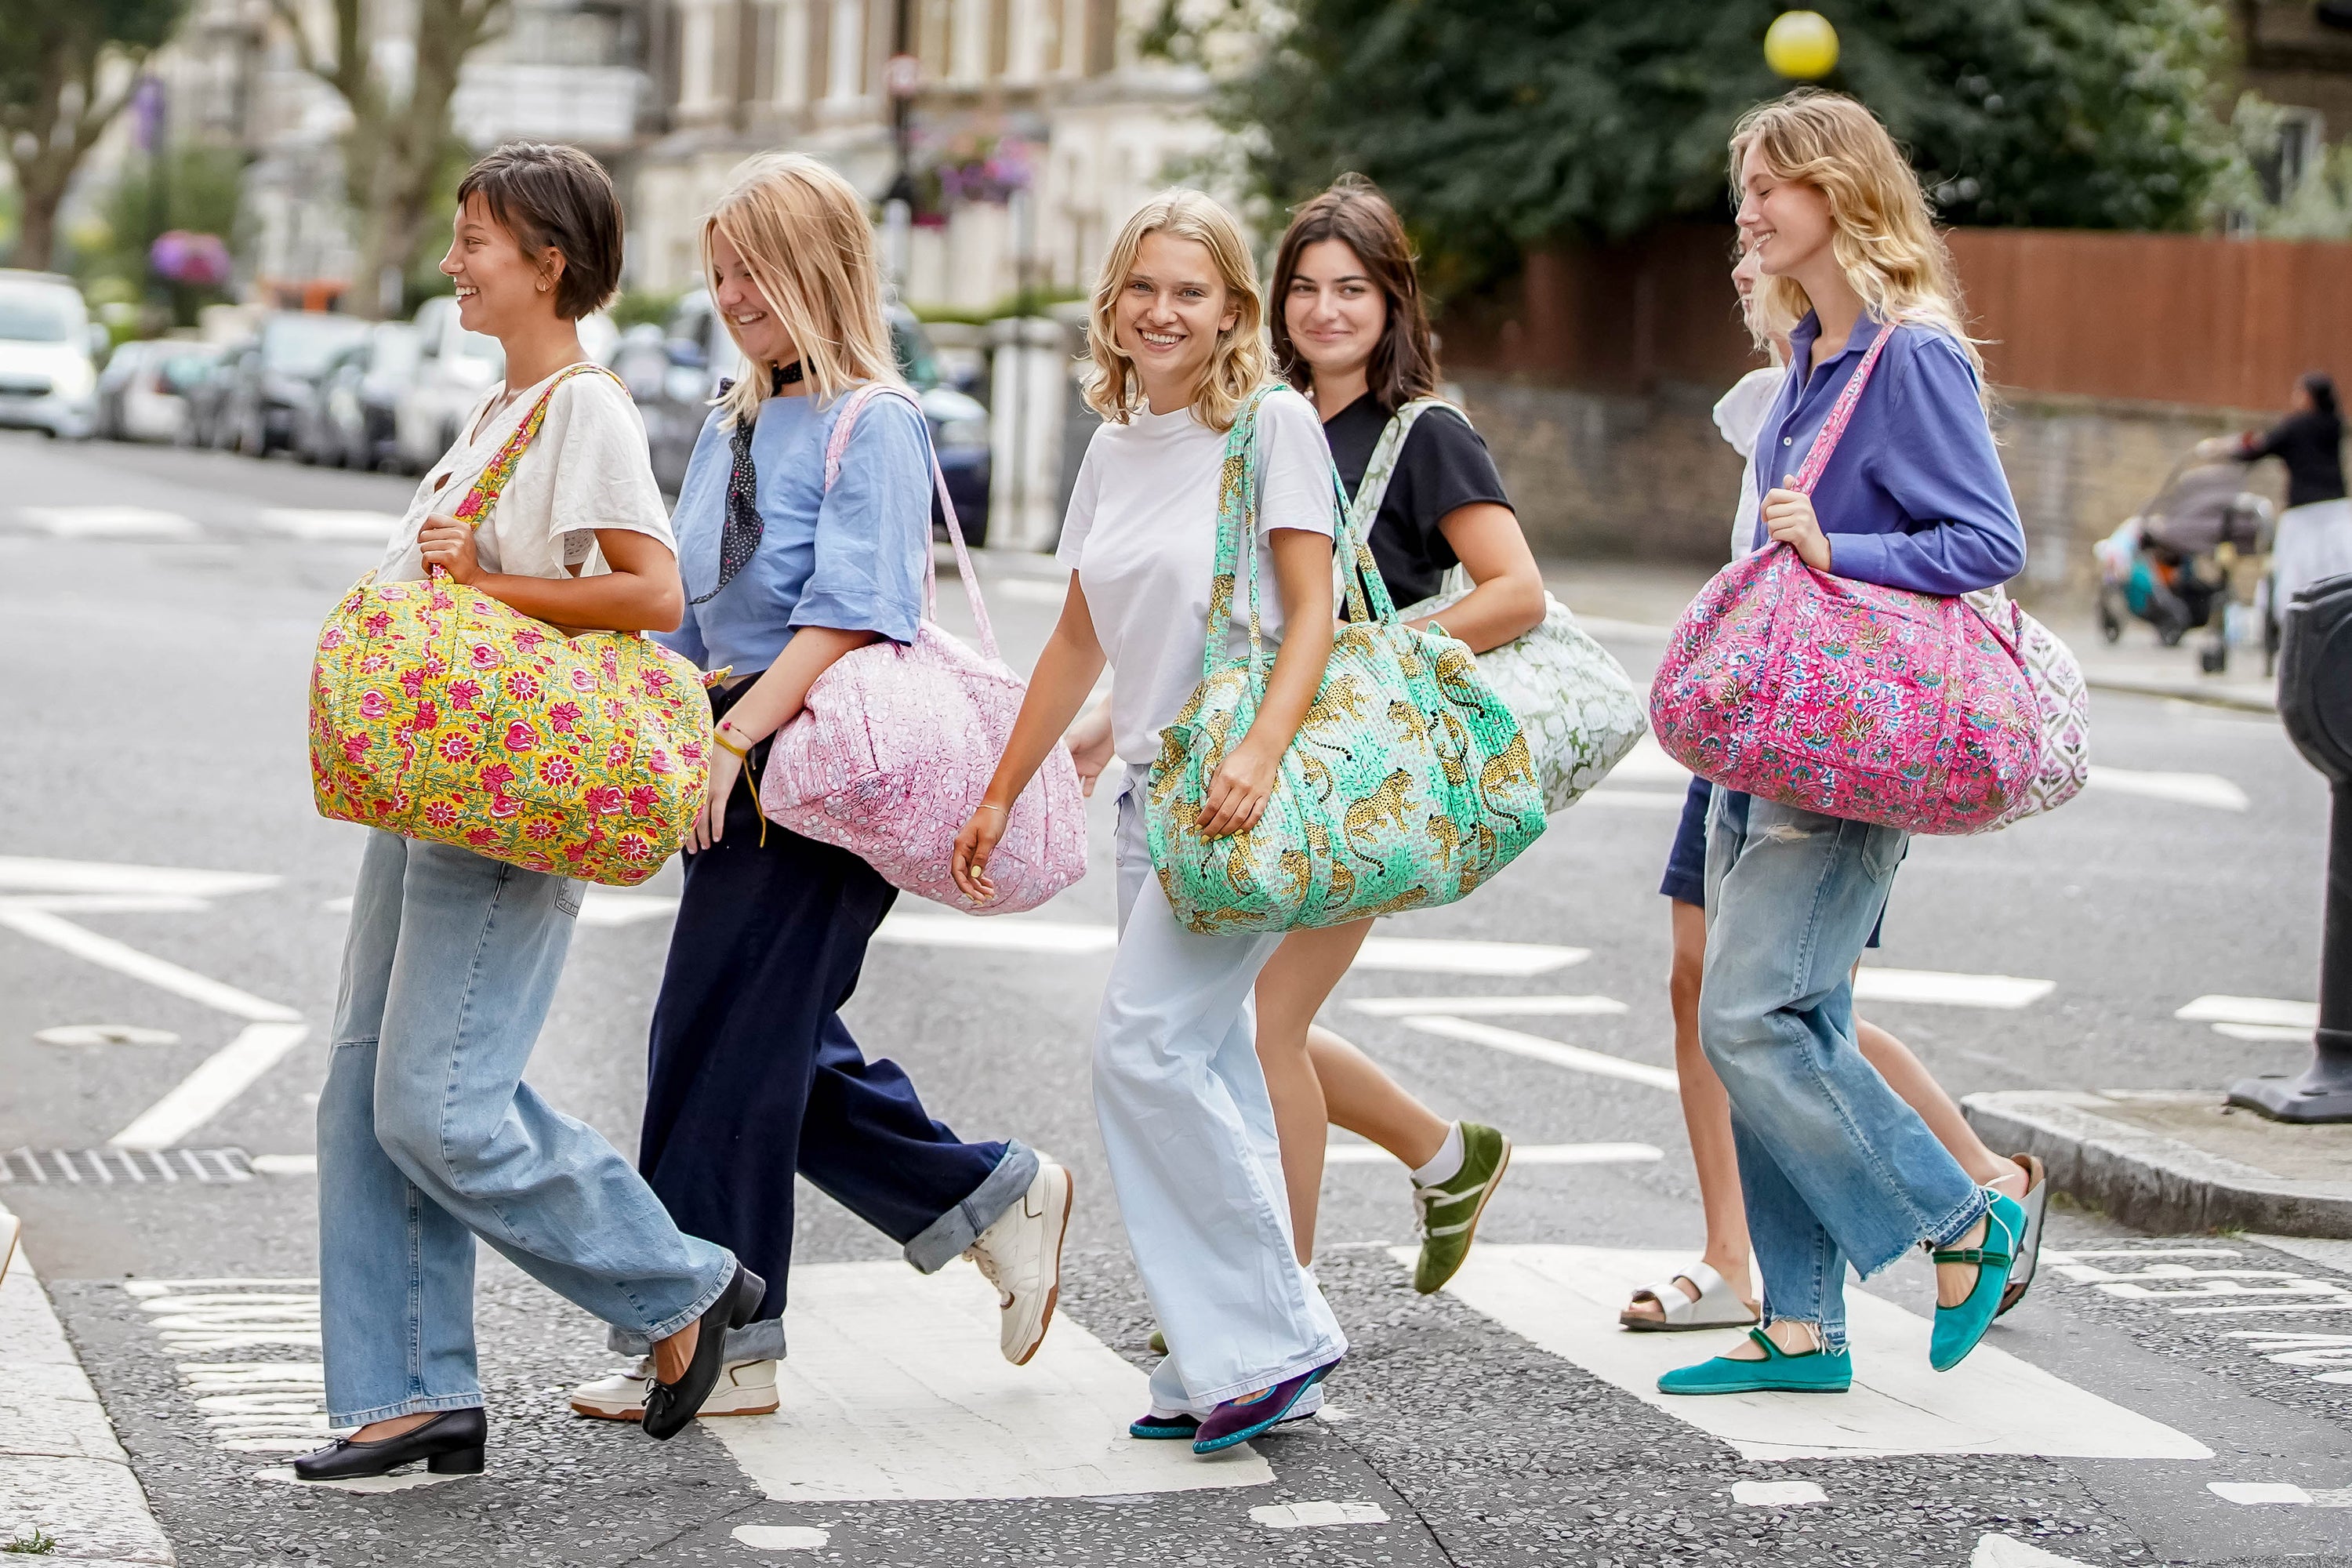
left=712, top=727, right=752, bottom=759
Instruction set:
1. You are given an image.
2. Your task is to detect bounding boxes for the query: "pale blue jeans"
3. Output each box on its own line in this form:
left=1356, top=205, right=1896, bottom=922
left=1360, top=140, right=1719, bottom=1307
left=1700, top=791, right=1986, bottom=1352
left=318, top=831, right=735, bottom=1425
left=1100, top=770, right=1346, bottom=1415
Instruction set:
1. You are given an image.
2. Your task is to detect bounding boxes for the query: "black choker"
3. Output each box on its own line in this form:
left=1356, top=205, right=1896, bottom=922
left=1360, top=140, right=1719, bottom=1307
left=771, top=361, right=804, bottom=393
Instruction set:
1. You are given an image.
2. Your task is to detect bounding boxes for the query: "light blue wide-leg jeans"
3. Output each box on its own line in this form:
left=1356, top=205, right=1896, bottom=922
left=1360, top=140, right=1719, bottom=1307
left=318, top=830, right=735, bottom=1426
left=1698, top=791, right=1986, bottom=1352
left=1098, top=771, right=1346, bottom=1417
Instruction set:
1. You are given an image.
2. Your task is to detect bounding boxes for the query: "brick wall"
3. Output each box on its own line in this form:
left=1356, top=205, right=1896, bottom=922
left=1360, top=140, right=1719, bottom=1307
left=1458, top=372, right=2287, bottom=612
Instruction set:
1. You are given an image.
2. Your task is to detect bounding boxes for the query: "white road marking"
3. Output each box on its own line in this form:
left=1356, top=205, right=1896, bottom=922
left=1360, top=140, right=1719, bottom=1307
left=1609, top=736, right=1690, bottom=786
left=1414, top=1245, right=2211, bottom=1461
left=1250, top=1501, right=1389, bottom=1527
left=1396, top=1016, right=1680, bottom=1091
left=704, top=1259, right=1272, bottom=1501
left=0, top=1224, right=180, bottom=1566
left=2250, top=1235, right=2352, bottom=1275
left=2209, top=1482, right=2314, bottom=1505
left=1732, top=1480, right=1825, bottom=1506
left=1569, top=614, right=1671, bottom=643
left=2043, top=1250, right=2352, bottom=1316
left=734, top=1525, right=832, bottom=1550
left=255, top=1465, right=469, bottom=1493
left=0, top=907, right=299, bottom=1022
left=1973, top=1537, right=2101, bottom=1568
left=256, top=508, right=401, bottom=544
left=249, top=1156, right=318, bottom=1177
left=110, top=1022, right=310, bottom=1149
left=579, top=887, right=681, bottom=927
left=1852, top=968, right=2055, bottom=1010
left=33, top=1025, right=180, bottom=1047
left=2087, top=765, right=2249, bottom=811
left=1350, top=994, right=1627, bottom=1018
left=18, top=504, right=198, bottom=539
left=872, top=913, right=1589, bottom=975
left=2227, top=1332, right=2352, bottom=1385
left=1575, top=789, right=1686, bottom=810
left=988, top=577, right=1069, bottom=604
left=1323, top=1141, right=1661, bottom=1167
left=0, top=855, right=278, bottom=899
left=2213, top=1022, right=2315, bottom=1042
left=2176, top=995, right=2318, bottom=1029
left=123, top=1279, right=321, bottom=1355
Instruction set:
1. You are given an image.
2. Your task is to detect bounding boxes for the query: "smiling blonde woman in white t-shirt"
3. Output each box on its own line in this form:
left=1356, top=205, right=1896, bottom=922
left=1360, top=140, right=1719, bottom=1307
left=953, top=190, right=1348, bottom=1456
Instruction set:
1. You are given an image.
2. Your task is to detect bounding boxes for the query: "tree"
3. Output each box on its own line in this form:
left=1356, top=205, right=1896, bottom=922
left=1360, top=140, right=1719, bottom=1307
left=271, top=0, right=510, bottom=316
left=0, top=0, right=188, bottom=271
left=1163, top=0, right=2238, bottom=283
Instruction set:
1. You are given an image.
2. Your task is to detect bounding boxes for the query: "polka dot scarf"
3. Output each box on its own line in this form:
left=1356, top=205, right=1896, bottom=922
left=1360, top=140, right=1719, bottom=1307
left=690, top=361, right=803, bottom=604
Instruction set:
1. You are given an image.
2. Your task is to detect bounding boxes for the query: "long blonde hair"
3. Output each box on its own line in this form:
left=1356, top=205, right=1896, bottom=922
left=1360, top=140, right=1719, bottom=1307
left=703, top=153, right=903, bottom=427
left=1729, top=91, right=1988, bottom=399
left=1082, top=189, right=1269, bottom=431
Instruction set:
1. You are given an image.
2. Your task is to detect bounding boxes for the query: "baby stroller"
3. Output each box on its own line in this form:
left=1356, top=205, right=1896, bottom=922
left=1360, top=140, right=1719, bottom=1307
left=2094, top=456, right=2273, bottom=674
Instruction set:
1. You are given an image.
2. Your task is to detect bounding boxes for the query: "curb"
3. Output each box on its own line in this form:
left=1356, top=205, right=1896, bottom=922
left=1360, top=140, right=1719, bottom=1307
left=2080, top=673, right=2276, bottom=715
left=0, top=1200, right=176, bottom=1565
left=1962, top=1090, right=2352, bottom=1240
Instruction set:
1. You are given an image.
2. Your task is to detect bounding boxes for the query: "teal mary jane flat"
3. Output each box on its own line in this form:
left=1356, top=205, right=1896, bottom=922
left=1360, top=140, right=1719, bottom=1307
left=1929, top=1188, right=2027, bottom=1372
left=1657, top=1328, right=1853, bottom=1396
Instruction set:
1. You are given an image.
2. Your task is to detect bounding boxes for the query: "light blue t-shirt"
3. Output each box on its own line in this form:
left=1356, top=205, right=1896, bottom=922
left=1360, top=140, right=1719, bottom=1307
left=657, top=387, right=932, bottom=676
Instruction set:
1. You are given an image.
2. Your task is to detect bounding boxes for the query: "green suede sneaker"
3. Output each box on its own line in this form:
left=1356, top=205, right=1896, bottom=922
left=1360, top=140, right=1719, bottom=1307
left=1410, top=1123, right=1512, bottom=1294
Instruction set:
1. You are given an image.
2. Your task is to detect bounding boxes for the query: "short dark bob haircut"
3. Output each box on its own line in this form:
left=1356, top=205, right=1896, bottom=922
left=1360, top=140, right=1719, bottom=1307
left=1268, top=172, right=1439, bottom=412
left=455, top=142, right=623, bottom=321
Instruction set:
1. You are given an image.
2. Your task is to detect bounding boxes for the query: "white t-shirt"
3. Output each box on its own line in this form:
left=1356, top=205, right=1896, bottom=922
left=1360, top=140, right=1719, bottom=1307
left=1713, top=365, right=1784, bottom=563
left=376, top=365, right=675, bottom=584
left=1056, top=387, right=1339, bottom=764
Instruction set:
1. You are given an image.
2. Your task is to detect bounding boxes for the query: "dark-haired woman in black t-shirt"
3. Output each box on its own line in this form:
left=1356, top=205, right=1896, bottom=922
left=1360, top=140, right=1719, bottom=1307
left=1071, top=176, right=1546, bottom=1296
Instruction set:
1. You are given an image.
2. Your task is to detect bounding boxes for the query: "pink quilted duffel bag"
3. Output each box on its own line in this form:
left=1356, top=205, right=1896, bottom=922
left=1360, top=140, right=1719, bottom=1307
left=1647, top=330, right=2041, bottom=835
left=759, top=385, right=1087, bottom=913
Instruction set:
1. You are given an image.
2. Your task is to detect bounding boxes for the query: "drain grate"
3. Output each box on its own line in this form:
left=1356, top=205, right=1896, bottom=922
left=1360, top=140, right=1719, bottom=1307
left=0, top=1147, right=254, bottom=1185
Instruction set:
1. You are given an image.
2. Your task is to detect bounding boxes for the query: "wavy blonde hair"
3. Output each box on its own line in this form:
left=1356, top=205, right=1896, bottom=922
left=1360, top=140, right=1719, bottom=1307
left=1082, top=188, right=1269, bottom=430
left=703, top=153, right=902, bottom=428
left=1730, top=91, right=1988, bottom=402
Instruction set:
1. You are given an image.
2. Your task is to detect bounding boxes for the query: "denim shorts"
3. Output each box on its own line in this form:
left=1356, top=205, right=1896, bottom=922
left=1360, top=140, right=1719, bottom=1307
left=1660, top=776, right=1886, bottom=948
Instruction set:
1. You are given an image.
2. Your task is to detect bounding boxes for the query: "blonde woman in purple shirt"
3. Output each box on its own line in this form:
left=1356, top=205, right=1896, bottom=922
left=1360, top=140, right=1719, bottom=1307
left=1658, top=92, right=2030, bottom=1398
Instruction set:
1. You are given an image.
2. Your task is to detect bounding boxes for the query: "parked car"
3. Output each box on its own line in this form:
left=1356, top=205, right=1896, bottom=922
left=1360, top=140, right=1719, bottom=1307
left=394, top=295, right=616, bottom=474
left=0, top=270, right=104, bottom=439
left=96, top=339, right=224, bottom=444
left=183, top=336, right=253, bottom=449
left=616, top=290, right=991, bottom=540
left=216, top=310, right=372, bottom=456
left=295, top=321, right=419, bottom=470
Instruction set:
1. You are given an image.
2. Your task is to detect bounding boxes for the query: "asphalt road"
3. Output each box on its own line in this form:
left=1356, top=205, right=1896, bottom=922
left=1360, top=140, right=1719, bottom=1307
left=2, top=428, right=2348, bottom=1568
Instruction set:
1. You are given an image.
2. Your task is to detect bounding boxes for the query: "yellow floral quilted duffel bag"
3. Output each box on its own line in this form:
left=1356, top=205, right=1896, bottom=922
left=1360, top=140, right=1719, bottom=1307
left=307, top=364, right=710, bottom=887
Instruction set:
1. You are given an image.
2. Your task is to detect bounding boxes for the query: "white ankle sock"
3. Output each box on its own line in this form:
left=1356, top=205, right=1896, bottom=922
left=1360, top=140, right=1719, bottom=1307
left=1410, top=1122, right=1465, bottom=1186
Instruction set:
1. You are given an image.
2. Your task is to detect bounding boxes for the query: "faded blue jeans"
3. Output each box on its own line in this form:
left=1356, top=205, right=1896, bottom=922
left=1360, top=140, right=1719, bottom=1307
left=318, top=831, right=735, bottom=1426
left=1098, top=770, right=1346, bottom=1415
left=1700, top=791, right=1986, bottom=1352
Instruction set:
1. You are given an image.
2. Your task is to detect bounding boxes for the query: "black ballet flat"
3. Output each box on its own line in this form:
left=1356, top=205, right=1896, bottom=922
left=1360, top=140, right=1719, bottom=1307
left=292, top=1405, right=487, bottom=1482
left=642, top=1262, right=766, bottom=1441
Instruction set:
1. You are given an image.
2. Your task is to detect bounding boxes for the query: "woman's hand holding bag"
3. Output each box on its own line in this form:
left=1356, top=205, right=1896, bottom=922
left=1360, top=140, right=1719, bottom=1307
left=1143, top=386, right=1546, bottom=935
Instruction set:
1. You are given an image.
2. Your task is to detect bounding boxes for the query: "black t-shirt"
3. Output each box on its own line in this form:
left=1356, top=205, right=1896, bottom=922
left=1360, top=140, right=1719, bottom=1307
left=2245, top=408, right=2347, bottom=510
left=1320, top=393, right=1513, bottom=606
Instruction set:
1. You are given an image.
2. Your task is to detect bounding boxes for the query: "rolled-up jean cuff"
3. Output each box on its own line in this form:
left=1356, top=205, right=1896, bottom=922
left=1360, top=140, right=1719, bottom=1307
left=608, top=1314, right=785, bottom=1363
left=1925, top=1186, right=1994, bottom=1252
left=626, top=1250, right=739, bottom=1349
left=904, top=1140, right=1040, bottom=1273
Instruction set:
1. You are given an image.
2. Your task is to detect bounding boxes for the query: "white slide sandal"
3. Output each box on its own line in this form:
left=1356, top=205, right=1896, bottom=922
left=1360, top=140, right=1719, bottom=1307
left=1618, top=1261, right=1759, bottom=1332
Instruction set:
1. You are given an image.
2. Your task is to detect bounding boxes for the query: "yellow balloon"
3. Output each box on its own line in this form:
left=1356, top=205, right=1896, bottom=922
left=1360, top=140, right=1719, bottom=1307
left=1764, top=10, right=1840, bottom=79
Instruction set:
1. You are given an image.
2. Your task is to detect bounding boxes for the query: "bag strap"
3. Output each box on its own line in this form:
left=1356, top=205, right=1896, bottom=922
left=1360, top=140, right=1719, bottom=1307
left=1786, top=321, right=1895, bottom=497
left=1348, top=397, right=1453, bottom=535
left=820, top=382, right=998, bottom=662
left=1208, top=385, right=1388, bottom=685
left=448, top=361, right=626, bottom=531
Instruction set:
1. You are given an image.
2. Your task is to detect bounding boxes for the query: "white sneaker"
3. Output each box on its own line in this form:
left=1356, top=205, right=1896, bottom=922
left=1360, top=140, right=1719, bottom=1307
left=964, top=1160, right=1073, bottom=1366
left=567, top=1356, right=779, bottom=1421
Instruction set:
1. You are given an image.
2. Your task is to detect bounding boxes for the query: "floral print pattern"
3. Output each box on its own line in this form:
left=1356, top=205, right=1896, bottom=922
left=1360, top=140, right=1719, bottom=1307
left=308, top=364, right=710, bottom=886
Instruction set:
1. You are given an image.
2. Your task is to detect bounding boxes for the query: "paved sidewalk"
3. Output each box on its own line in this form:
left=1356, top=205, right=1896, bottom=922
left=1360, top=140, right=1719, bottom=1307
left=0, top=1201, right=175, bottom=1565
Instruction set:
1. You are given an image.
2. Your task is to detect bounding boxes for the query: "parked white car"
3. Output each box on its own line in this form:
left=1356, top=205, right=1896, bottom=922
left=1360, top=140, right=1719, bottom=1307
left=96, top=339, right=224, bottom=444
left=0, top=270, right=104, bottom=439
left=393, top=295, right=617, bottom=474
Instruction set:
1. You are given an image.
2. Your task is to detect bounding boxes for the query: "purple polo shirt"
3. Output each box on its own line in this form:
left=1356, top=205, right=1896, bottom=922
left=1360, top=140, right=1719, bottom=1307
left=1751, top=314, right=2026, bottom=597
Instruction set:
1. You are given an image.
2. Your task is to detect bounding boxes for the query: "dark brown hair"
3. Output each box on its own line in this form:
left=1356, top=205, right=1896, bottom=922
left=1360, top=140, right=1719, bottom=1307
left=1269, top=173, right=1439, bottom=411
left=455, top=142, right=623, bottom=320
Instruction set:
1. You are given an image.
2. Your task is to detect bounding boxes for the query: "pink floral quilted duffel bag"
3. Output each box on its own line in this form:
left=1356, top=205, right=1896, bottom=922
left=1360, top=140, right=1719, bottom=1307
left=758, top=385, right=1087, bottom=913
left=1648, top=330, right=2041, bottom=835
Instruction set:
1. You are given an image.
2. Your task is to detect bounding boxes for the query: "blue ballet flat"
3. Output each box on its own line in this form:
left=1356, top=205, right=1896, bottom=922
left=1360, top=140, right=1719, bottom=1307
left=1657, top=1328, right=1852, bottom=1395
left=1929, top=1189, right=2026, bottom=1372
